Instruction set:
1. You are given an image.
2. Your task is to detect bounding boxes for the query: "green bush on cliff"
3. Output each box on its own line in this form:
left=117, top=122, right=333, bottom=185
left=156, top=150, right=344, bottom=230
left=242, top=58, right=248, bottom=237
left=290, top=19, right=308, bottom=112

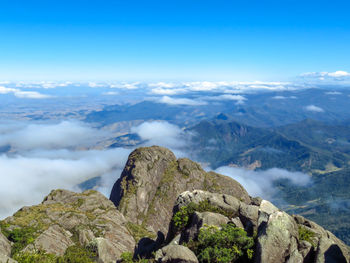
left=298, top=226, right=316, bottom=247
left=188, top=224, right=254, bottom=263
left=120, top=251, right=151, bottom=263
left=13, top=250, right=57, bottom=263
left=7, top=227, right=37, bottom=256
left=172, top=200, right=236, bottom=233
left=12, top=245, right=97, bottom=263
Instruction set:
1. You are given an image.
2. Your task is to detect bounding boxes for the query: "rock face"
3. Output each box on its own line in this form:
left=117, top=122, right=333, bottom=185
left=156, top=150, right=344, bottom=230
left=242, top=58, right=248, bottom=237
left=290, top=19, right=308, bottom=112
left=1, top=189, right=135, bottom=262
left=155, top=244, right=199, bottom=263
left=0, top=231, right=11, bottom=257
left=158, top=190, right=350, bottom=263
left=110, top=146, right=251, bottom=235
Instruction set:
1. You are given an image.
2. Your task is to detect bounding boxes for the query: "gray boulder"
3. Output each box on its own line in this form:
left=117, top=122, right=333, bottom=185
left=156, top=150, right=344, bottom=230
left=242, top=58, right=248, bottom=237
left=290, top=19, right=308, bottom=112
left=155, top=244, right=198, bottom=263
left=255, top=211, right=302, bottom=263
left=30, top=224, right=74, bottom=256
left=1, top=189, right=135, bottom=261
left=0, top=254, right=17, bottom=263
left=180, top=211, right=230, bottom=243
left=0, top=231, right=11, bottom=257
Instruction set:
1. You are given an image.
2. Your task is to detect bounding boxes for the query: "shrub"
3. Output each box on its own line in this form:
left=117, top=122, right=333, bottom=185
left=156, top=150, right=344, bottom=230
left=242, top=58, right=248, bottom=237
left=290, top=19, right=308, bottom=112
left=188, top=224, right=254, bottom=263
left=7, top=227, right=37, bottom=255
left=298, top=226, right=316, bottom=247
left=58, top=245, right=96, bottom=263
left=12, top=245, right=97, bottom=263
left=172, top=200, right=236, bottom=233
left=13, top=250, right=57, bottom=263
left=119, top=251, right=150, bottom=263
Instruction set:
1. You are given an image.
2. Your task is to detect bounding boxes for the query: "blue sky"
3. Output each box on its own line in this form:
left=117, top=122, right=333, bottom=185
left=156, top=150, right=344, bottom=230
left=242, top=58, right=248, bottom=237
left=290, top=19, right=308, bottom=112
left=0, top=0, right=349, bottom=81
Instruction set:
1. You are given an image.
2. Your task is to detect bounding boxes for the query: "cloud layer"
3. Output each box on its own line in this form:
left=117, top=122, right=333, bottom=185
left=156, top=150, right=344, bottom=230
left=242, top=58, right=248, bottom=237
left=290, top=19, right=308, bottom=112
left=131, top=121, right=192, bottom=157
left=0, top=86, right=51, bottom=99
left=215, top=166, right=311, bottom=200
left=0, top=121, right=131, bottom=219
left=0, top=121, right=109, bottom=150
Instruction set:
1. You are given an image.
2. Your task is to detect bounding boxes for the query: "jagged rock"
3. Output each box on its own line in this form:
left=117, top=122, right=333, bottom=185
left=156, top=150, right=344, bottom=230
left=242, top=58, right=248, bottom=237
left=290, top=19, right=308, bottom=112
left=231, top=217, right=244, bottom=229
left=259, top=200, right=279, bottom=215
left=0, top=230, right=11, bottom=257
left=255, top=211, right=301, bottom=263
left=90, top=237, right=123, bottom=263
left=293, top=214, right=350, bottom=262
left=175, top=190, right=241, bottom=217
left=180, top=211, right=230, bottom=243
left=28, top=224, right=74, bottom=255
left=0, top=254, right=17, bottom=263
left=167, top=190, right=256, bottom=241
left=168, top=190, right=350, bottom=263
left=155, top=244, right=198, bottom=263
left=110, top=146, right=250, bottom=235
left=1, top=189, right=135, bottom=261
left=239, top=202, right=259, bottom=235
left=79, top=228, right=95, bottom=246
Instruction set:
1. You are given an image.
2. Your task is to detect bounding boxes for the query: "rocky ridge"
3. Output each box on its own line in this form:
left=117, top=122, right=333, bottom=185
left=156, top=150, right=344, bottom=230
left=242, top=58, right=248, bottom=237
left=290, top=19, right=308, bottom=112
left=0, top=146, right=349, bottom=262
left=110, top=146, right=250, bottom=235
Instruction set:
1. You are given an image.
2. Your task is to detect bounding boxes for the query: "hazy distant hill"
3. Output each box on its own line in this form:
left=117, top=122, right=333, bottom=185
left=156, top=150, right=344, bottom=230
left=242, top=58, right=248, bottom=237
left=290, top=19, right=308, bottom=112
left=189, top=117, right=350, bottom=172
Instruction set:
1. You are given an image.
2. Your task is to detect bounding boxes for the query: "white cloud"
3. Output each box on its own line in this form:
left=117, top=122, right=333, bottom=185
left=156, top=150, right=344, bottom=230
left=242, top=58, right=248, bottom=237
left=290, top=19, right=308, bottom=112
left=102, top=91, right=119, bottom=96
left=328, top=71, right=350, bottom=77
left=0, top=120, right=132, bottom=219
left=0, top=86, right=17, bottom=94
left=272, top=96, right=287, bottom=100
left=0, top=86, right=51, bottom=99
left=0, top=121, right=109, bottom=151
left=325, top=91, right=342, bottom=95
left=215, top=166, right=311, bottom=200
left=148, top=82, right=178, bottom=89
left=150, top=87, right=187, bottom=95
left=158, top=96, right=207, bottom=106
left=215, top=94, right=246, bottom=101
left=109, top=82, right=141, bottom=90
left=0, top=148, right=130, bottom=219
left=305, top=105, right=324, bottom=113
left=131, top=121, right=193, bottom=158
left=301, top=71, right=350, bottom=81
left=204, top=94, right=247, bottom=104
left=14, top=91, right=52, bottom=99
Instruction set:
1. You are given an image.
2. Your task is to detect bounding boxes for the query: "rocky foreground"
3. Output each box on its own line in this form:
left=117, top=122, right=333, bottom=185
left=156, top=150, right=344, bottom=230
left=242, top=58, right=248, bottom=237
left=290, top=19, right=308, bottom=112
left=0, top=146, right=349, bottom=263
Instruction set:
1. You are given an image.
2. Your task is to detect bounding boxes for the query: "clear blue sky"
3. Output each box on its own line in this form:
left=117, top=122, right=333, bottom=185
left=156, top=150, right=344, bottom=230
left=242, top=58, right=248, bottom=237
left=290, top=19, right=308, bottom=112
left=0, top=0, right=349, bottom=81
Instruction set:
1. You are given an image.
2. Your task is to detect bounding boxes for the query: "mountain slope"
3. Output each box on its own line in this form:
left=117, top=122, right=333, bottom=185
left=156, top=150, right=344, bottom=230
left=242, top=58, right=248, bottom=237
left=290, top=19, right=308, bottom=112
left=0, top=146, right=349, bottom=262
left=110, top=146, right=251, bottom=235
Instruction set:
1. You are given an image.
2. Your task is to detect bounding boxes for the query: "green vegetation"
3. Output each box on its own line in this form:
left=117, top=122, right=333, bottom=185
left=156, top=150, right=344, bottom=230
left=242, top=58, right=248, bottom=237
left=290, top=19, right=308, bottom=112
left=13, top=250, right=58, bottom=263
left=187, top=224, right=254, bottom=263
left=120, top=251, right=151, bottom=263
left=298, top=226, right=316, bottom=247
left=172, top=200, right=236, bottom=233
left=12, top=245, right=97, bottom=263
left=126, top=222, right=156, bottom=242
left=59, top=245, right=97, bottom=263
left=5, top=226, right=38, bottom=256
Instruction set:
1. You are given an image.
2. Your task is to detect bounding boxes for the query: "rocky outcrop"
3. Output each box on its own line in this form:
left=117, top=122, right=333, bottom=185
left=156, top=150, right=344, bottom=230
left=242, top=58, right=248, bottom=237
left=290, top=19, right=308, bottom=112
left=0, top=231, right=11, bottom=257
left=0, top=254, right=17, bottom=263
left=1, top=146, right=349, bottom=263
left=110, top=146, right=251, bottom=235
left=155, top=244, right=198, bottom=263
left=0, top=189, right=135, bottom=262
left=157, top=190, right=350, bottom=263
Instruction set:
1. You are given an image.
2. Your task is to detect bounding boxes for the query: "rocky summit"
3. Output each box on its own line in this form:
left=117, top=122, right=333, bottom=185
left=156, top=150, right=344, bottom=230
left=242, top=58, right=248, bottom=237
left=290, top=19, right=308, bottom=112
left=0, top=146, right=349, bottom=263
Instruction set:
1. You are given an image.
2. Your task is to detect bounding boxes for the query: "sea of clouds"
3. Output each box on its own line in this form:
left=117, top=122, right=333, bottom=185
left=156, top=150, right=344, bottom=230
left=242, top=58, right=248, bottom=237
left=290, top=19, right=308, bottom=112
left=0, top=114, right=312, bottom=219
